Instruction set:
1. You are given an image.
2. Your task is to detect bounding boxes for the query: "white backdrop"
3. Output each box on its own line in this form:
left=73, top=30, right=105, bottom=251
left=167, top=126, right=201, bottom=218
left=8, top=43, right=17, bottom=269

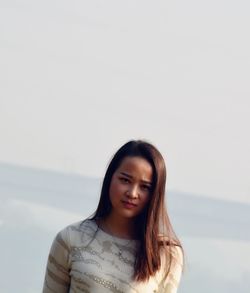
left=1, top=0, right=250, bottom=204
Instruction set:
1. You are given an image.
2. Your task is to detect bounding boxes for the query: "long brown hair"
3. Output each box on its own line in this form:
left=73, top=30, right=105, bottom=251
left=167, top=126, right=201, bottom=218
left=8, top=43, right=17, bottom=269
left=91, top=140, right=184, bottom=282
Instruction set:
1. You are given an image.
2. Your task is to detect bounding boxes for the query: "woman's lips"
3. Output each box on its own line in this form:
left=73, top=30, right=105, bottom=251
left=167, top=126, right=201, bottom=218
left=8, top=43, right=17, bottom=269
left=122, top=201, right=137, bottom=209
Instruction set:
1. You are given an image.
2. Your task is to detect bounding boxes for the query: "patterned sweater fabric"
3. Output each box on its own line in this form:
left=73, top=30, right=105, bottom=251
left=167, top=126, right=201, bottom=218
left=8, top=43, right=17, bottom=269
left=43, top=219, right=183, bottom=293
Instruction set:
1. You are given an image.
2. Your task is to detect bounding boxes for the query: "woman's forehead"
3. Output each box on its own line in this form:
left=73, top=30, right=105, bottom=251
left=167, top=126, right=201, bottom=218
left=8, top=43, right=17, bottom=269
left=116, top=156, right=153, bottom=180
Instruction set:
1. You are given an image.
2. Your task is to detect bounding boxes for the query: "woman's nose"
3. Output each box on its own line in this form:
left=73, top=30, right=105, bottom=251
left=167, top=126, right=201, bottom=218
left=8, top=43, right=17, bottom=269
left=126, top=185, right=139, bottom=198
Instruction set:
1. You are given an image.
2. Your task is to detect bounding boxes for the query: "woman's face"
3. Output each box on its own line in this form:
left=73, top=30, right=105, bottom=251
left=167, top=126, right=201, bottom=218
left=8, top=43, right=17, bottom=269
left=108, top=156, right=153, bottom=220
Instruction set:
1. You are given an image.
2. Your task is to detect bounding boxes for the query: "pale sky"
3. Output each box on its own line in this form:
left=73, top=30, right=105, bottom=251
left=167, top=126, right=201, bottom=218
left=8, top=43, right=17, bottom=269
left=0, top=0, right=250, bottom=203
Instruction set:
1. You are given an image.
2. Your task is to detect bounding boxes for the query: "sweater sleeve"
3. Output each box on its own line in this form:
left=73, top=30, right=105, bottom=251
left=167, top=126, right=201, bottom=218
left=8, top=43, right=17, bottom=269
left=42, top=227, right=71, bottom=293
left=159, top=245, right=184, bottom=293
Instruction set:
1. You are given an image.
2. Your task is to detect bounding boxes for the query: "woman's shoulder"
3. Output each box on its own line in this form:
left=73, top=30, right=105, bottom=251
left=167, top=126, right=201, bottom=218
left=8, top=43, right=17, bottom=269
left=157, top=235, right=183, bottom=265
left=55, top=218, right=98, bottom=248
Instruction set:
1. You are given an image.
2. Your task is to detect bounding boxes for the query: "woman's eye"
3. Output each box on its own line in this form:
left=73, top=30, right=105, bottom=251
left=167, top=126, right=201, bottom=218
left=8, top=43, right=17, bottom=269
left=120, top=177, right=129, bottom=183
left=141, top=185, right=151, bottom=191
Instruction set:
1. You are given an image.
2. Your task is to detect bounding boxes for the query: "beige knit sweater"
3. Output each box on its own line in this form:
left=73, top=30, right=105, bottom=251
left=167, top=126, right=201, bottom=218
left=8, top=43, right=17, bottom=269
left=43, top=219, right=183, bottom=293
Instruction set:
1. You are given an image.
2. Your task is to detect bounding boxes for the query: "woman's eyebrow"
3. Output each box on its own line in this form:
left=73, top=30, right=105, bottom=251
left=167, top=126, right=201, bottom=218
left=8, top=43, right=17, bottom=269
left=141, top=180, right=152, bottom=186
left=119, top=172, right=132, bottom=178
left=119, top=172, right=152, bottom=185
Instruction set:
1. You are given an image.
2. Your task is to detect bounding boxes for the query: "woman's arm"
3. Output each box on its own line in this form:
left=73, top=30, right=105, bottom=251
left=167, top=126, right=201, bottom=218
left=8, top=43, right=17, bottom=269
left=159, top=245, right=184, bottom=293
left=166, top=246, right=183, bottom=293
left=43, top=228, right=71, bottom=293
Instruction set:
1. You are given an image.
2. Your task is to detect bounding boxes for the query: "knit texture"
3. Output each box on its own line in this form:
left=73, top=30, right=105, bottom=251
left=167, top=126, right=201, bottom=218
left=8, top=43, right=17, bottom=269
left=43, top=219, right=183, bottom=293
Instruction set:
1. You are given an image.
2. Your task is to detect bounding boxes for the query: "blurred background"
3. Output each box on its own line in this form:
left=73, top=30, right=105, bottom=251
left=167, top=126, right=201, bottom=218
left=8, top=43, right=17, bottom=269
left=0, top=0, right=249, bottom=292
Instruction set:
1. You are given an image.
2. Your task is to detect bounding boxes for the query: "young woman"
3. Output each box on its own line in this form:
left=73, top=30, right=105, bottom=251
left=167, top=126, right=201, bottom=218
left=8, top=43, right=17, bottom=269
left=43, top=140, right=184, bottom=293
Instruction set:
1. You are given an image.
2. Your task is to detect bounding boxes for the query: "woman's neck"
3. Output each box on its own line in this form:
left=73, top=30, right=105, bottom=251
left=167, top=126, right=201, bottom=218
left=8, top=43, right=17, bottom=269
left=100, top=214, right=137, bottom=239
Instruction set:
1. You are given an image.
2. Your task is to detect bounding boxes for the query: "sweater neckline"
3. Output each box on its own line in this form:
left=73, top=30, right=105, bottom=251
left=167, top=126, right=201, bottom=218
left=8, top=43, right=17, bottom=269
left=89, top=219, right=139, bottom=244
